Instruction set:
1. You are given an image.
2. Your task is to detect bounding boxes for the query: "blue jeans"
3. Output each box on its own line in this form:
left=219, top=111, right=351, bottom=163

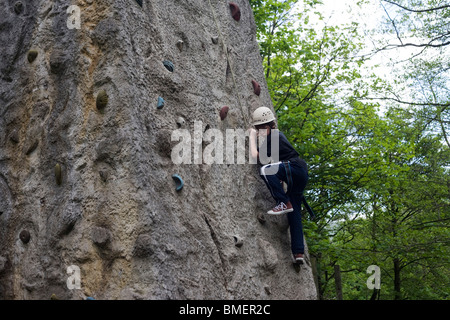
left=260, top=161, right=309, bottom=255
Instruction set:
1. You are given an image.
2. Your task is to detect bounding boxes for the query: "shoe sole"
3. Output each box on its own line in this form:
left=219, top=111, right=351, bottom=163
left=295, top=258, right=304, bottom=265
left=266, top=208, right=294, bottom=215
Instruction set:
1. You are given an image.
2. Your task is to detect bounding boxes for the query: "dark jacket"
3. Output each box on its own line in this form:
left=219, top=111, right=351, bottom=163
left=257, top=129, right=308, bottom=171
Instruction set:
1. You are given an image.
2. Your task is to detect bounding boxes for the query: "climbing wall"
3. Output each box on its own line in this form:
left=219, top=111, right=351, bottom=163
left=0, top=0, right=318, bottom=300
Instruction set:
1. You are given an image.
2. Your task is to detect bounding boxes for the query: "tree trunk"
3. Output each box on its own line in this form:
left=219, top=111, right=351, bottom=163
left=394, top=258, right=402, bottom=300
left=334, top=265, right=343, bottom=300
left=311, top=255, right=320, bottom=299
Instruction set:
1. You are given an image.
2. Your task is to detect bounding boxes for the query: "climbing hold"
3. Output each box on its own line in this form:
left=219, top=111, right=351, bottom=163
left=257, top=213, right=266, bottom=224
left=96, top=90, right=108, bottom=111
left=91, top=226, right=110, bottom=248
left=49, top=50, right=66, bottom=74
left=14, top=2, right=23, bottom=14
left=86, top=297, right=95, bottom=300
left=176, top=116, right=186, bottom=128
left=133, top=234, right=154, bottom=257
left=220, top=106, right=229, bottom=121
left=252, top=80, right=261, bottom=96
left=163, top=60, right=174, bottom=72
left=99, top=170, right=108, bottom=182
left=25, top=140, right=38, bottom=155
left=211, top=36, right=219, bottom=45
left=234, top=235, right=243, bottom=248
left=50, top=294, right=59, bottom=300
left=0, top=256, right=7, bottom=273
left=172, top=174, right=184, bottom=191
left=229, top=2, right=241, bottom=21
left=9, top=130, right=19, bottom=144
left=135, top=0, right=143, bottom=7
left=19, top=230, right=30, bottom=244
left=157, top=96, right=165, bottom=109
left=176, top=40, right=184, bottom=52
left=264, top=285, right=271, bottom=295
left=55, top=163, right=62, bottom=185
left=27, top=50, right=38, bottom=63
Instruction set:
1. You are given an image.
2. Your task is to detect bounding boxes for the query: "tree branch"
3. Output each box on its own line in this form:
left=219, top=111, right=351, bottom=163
left=363, top=96, right=450, bottom=108
left=381, top=1, right=403, bottom=45
left=381, top=1, right=450, bottom=14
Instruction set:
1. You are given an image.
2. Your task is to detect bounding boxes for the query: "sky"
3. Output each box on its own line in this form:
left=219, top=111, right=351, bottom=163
left=299, top=0, right=400, bottom=71
left=292, top=0, right=439, bottom=110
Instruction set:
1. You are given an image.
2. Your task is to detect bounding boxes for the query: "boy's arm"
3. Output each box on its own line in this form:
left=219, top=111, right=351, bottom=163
left=249, top=128, right=259, bottom=161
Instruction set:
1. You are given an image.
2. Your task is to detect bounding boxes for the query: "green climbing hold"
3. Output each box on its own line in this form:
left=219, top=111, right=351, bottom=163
left=172, top=174, right=184, bottom=191
left=157, top=96, right=165, bottom=109
left=163, top=60, right=174, bottom=72
left=27, top=50, right=38, bottom=63
left=96, top=90, right=108, bottom=111
left=55, top=163, right=62, bottom=185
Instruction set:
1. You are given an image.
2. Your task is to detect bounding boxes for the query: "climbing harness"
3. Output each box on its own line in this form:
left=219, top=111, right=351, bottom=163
left=283, top=160, right=316, bottom=221
left=207, top=0, right=249, bottom=126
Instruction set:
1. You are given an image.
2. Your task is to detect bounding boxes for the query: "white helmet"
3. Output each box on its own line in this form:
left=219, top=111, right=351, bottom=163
left=252, top=107, right=275, bottom=126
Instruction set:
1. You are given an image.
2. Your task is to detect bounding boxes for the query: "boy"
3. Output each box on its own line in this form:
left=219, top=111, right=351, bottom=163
left=249, top=107, right=309, bottom=264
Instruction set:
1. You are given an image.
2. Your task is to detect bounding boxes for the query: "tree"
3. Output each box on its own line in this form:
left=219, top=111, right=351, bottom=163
left=331, top=107, right=450, bottom=300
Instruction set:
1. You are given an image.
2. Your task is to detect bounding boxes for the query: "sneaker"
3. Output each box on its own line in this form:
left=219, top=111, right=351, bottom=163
left=294, top=253, right=304, bottom=265
left=267, top=202, right=293, bottom=215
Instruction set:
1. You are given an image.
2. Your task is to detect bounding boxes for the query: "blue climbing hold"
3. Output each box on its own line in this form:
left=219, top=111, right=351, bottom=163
left=157, top=96, right=165, bottom=109
left=163, top=60, right=174, bottom=72
left=172, top=174, right=184, bottom=191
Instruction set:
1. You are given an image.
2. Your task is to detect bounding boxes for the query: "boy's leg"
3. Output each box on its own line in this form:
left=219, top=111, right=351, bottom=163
left=287, top=163, right=309, bottom=258
left=287, top=195, right=305, bottom=255
left=259, top=162, right=290, bottom=205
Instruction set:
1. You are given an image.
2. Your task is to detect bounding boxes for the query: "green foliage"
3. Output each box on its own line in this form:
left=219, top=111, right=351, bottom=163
left=249, top=0, right=450, bottom=300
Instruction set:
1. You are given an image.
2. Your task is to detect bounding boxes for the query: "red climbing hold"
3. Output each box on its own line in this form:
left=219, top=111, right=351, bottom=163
left=229, top=2, right=241, bottom=21
left=252, top=80, right=261, bottom=96
left=220, top=106, right=229, bottom=121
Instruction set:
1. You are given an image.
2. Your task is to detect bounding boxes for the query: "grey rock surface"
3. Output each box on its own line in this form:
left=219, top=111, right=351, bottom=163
left=0, top=0, right=317, bottom=300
